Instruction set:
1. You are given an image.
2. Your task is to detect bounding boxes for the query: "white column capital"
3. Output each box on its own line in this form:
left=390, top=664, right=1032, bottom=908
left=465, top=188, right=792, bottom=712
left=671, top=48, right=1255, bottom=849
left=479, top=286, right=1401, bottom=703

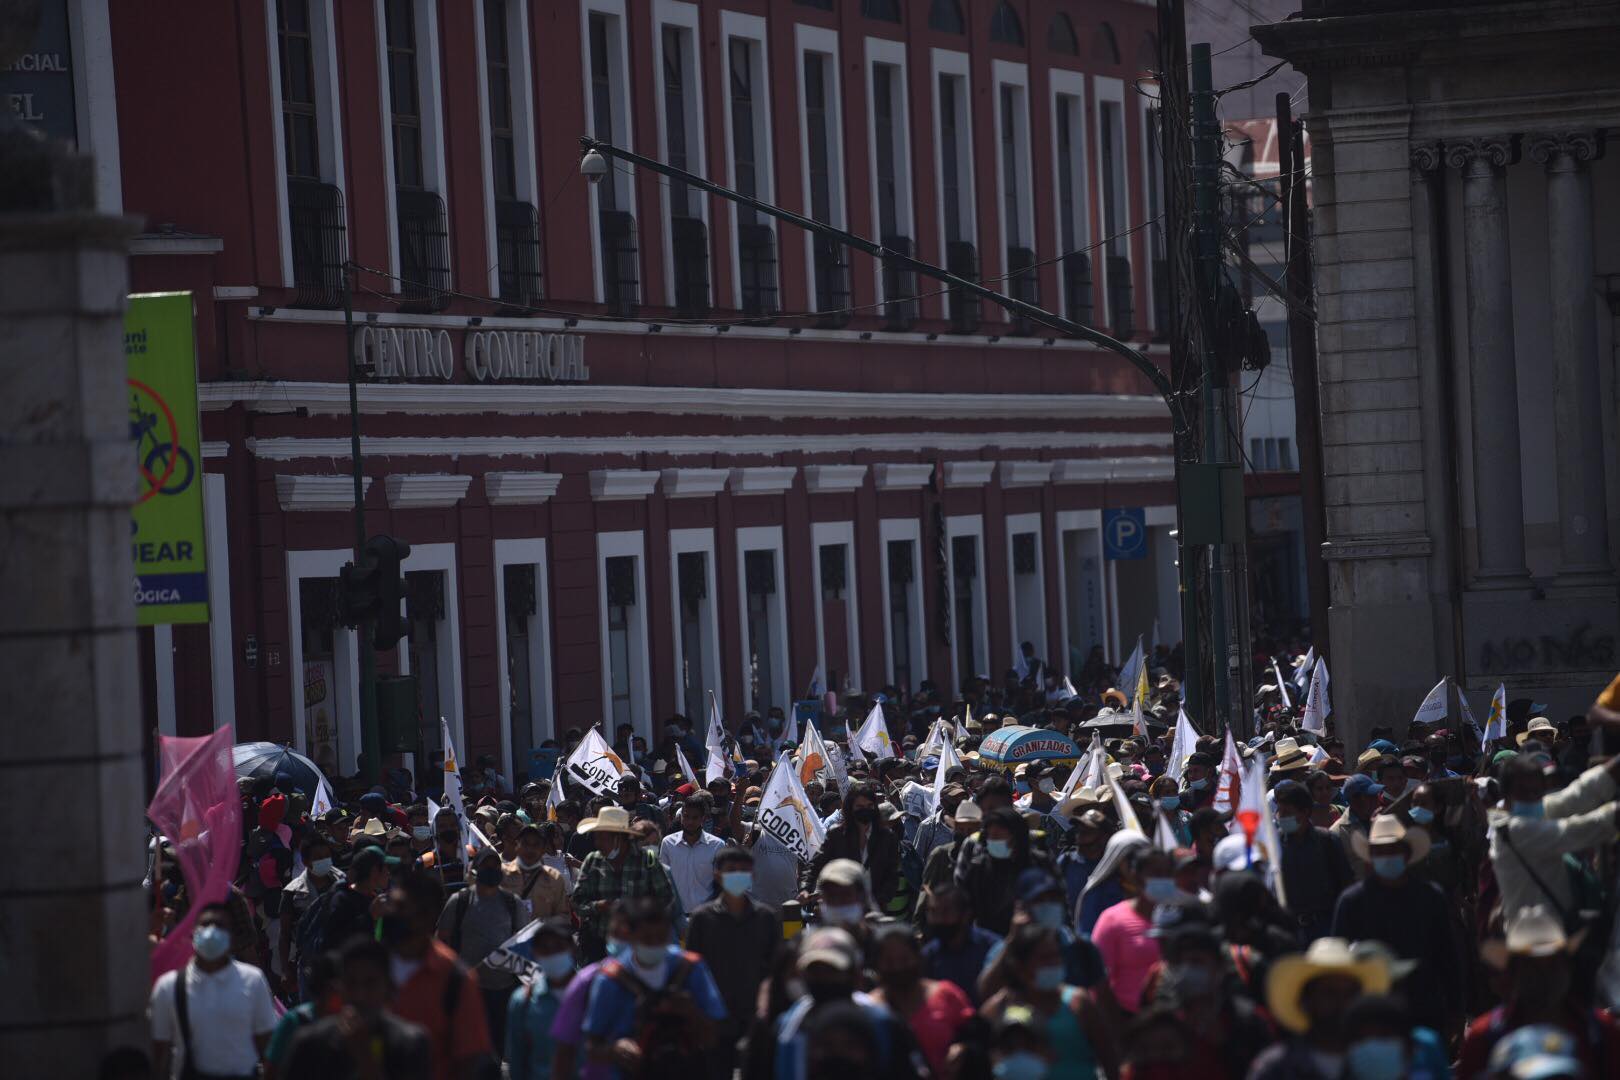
left=1527, top=131, right=1605, bottom=170
left=1444, top=136, right=1519, bottom=174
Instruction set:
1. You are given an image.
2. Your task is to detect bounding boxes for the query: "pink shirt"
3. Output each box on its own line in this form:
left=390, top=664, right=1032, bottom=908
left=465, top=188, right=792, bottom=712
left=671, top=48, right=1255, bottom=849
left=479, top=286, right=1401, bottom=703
left=1090, top=899, right=1161, bottom=1012
left=905, top=980, right=976, bottom=1078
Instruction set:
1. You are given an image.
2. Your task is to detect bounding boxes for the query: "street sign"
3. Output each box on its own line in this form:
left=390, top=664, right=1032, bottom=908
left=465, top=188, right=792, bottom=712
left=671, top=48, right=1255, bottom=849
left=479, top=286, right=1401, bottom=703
left=128, top=293, right=208, bottom=625
left=1103, top=508, right=1148, bottom=560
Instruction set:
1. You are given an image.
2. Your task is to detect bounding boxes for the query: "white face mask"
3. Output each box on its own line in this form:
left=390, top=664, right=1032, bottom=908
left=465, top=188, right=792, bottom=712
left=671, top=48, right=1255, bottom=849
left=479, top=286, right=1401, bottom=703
left=822, top=903, right=865, bottom=927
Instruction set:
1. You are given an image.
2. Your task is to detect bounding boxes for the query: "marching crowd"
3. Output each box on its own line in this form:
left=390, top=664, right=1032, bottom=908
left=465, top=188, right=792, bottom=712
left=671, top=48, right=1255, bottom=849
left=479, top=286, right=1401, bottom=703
left=135, top=646, right=1620, bottom=1080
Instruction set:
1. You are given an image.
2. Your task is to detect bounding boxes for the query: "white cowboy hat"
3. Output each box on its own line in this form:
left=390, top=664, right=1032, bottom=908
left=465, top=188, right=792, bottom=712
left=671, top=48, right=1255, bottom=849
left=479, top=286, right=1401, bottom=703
left=576, top=805, right=635, bottom=836
left=1349, top=813, right=1432, bottom=865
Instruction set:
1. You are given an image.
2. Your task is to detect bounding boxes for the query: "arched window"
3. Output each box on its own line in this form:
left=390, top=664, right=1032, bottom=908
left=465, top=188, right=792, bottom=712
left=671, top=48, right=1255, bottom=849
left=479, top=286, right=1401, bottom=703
left=1093, top=21, right=1121, bottom=64
left=862, top=0, right=901, bottom=21
left=989, top=1, right=1024, bottom=46
left=1046, top=13, right=1079, bottom=55
left=1137, top=32, right=1159, bottom=76
left=928, top=0, right=964, bottom=33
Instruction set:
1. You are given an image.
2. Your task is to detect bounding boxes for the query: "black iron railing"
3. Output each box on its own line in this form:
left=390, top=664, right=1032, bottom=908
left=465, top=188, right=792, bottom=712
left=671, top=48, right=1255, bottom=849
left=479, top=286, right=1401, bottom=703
left=1106, top=253, right=1134, bottom=339
left=812, top=233, right=851, bottom=328
left=882, top=234, right=918, bottom=331
left=599, top=209, right=640, bottom=317
left=1062, top=251, right=1094, bottom=327
left=495, top=198, right=542, bottom=311
left=737, top=222, right=779, bottom=316
left=396, top=188, right=450, bottom=311
left=288, top=179, right=347, bottom=309
left=945, top=240, right=981, bottom=334
left=670, top=215, right=710, bottom=315
left=1006, top=245, right=1039, bottom=336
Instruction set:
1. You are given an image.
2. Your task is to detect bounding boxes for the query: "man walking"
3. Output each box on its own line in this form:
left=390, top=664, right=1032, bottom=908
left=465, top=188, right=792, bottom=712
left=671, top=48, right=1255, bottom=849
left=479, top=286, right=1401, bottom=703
left=570, top=805, right=676, bottom=961
left=660, top=795, right=726, bottom=916
left=685, top=847, right=781, bottom=1080
left=437, top=846, right=526, bottom=1053
left=150, top=903, right=279, bottom=1079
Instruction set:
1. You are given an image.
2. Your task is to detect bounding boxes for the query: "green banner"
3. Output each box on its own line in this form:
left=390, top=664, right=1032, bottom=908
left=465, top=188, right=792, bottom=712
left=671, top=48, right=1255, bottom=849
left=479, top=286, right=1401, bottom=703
left=127, top=292, right=208, bottom=625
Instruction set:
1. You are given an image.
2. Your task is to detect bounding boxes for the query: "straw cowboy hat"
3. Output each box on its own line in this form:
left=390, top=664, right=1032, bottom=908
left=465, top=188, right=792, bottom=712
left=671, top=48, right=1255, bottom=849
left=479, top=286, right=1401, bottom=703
left=1269, top=738, right=1311, bottom=775
left=1055, top=786, right=1108, bottom=819
left=1349, top=814, right=1432, bottom=866
left=1516, top=717, right=1559, bottom=747
left=1482, top=905, right=1586, bottom=970
left=1102, top=688, right=1129, bottom=710
left=577, top=805, right=635, bottom=836
left=1266, top=937, right=1393, bottom=1033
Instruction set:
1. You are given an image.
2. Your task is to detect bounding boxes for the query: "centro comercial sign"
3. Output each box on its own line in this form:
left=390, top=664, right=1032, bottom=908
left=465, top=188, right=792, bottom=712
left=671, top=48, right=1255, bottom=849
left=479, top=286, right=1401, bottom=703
left=353, top=324, right=591, bottom=383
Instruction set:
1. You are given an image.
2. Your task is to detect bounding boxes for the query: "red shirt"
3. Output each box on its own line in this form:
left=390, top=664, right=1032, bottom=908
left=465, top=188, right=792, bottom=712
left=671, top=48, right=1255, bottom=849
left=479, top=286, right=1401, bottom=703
left=390, top=939, right=492, bottom=1080
left=902, top=979, right=975, bottom=1077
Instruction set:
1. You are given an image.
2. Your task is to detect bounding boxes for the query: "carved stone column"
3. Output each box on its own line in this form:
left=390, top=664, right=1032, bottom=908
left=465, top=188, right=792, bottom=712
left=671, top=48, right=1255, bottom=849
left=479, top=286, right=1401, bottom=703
left=1446, top=136, right=1530, bottom=585
left=1529, top=132, right=1612, bottom=582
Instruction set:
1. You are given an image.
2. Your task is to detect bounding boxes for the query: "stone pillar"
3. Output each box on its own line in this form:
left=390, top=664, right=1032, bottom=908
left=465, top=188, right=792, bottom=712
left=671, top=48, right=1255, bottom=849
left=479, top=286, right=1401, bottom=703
left=1446, top=136, right=1530, bottom=585
left=1529, top=131, right=1612, bottom=582
left=0, top=65, right=147, bottom=1077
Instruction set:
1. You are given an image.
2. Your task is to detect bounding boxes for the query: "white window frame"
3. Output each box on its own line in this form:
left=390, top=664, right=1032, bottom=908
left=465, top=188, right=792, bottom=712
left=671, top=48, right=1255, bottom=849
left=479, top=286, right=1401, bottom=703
left=669, top=527, right=722, bottom=722
left=991, top=59, right=1033, bottom=323
left=493, top=538, right=555, bottom=780
left=396, top=542, right=467, bottom=756
left=204, top=474, right=235, bottom=730
left=474, top=0, right=542, bottom=297
left=1005, top=511, right=1047, bottom=670
left=1054, top=509, right=1107, bottom=671
left=580, top=0, right=635, bottom=304
left=1093, top=75, right=1129, bottom=322
left=879, top=518, right=927, bottom=687
left=72, top=0, right=123, bottom=213
left=736, top=524, right=791, bottom=716
left=945, top=514, right=989, bottom=693
left=810, top=520, right=862, bottom=693
left=865, top=36, right=915, bottom=303
left=374, top=0, right=450, bottom=287
left=1049, top=69, right=1091, bottom=321
left=267, top=0, right=347, bottom=288
left=720, top=10, right=778, bottom=310
left=930, top=48, right=976, bottom=266
left=597, top=530, right=653, bottom=739
left=1105, top=506, right=1177, bottom=659
left=795, top=23, right=846, bottom=308
left=286, top=547, right=364, bottom=769
left=651, top=0, right=709, bottom=308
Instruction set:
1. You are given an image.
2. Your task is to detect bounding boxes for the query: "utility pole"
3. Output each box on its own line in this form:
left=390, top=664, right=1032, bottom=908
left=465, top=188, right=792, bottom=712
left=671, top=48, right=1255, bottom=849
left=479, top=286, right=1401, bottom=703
left=343, top=264, right=381, bottom=785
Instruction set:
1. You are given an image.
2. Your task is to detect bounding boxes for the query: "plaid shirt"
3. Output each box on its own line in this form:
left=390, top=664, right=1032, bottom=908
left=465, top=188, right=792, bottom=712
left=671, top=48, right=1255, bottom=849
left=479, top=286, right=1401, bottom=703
left=569, top=846, right=675, bottom=938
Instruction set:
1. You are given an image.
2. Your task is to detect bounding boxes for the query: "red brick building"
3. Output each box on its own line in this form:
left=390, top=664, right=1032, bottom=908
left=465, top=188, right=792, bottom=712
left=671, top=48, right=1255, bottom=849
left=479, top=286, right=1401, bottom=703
left=88, top=0, right=1185, bottom=781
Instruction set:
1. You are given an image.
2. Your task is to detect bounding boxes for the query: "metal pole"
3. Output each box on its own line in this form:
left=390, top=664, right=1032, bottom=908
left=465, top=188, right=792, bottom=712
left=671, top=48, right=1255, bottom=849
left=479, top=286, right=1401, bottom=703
left=344, top=263, right=381, bottom=785
left=1190, top=45, right=1234, bottom=733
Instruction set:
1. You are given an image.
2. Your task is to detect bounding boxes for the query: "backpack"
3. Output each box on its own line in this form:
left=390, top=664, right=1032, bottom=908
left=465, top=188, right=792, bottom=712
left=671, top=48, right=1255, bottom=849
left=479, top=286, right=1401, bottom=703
left=447, top=886, right=521, bottom=953
left=601, top=953, right=710, bottom=1079
left=292, top=882, right=347, bottom=981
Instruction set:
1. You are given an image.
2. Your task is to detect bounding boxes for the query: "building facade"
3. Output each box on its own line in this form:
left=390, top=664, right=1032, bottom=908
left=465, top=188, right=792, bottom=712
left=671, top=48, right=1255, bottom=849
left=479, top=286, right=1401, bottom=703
left=1258, top=0, right=1620, bottom=744
left=36, top=0, right=1186, bottom=780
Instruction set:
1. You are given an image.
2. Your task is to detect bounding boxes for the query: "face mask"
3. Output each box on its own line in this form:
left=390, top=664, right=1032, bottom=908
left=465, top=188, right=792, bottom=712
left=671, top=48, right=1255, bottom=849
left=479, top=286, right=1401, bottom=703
left=1143, top=877, right=1178, bottom=904
left=740, top=734, right=755, bottom=745
left=537, top=951, right=575, bottom=982
left=1511, top=800, right=1545, bottom=820
left=192, top=924, right=231, bottom=962
left=1346, top=1036, right=1406, bottom=1080
left=412, top=825, right=432, bottom=841
left=1277, top=814, right=1302, bottom=835
left=1031, top=902, right=1066, bottom=929
left=606, top=936, right=633, bottom=960
left=516, top=855, right=543, bottom=871
left=987, top=838, right=1013, bottom=860
left=1187, top=777, right=1210, bottom=792
left=1033, top=964, right=1065, bottom=991
left=1157, top=795, right=1181, bottom=811
left=633, top=943, right=667, bottom=968
left=851, top=807, right=878, bottom=825
left=1037, top=778, right=1056, bottom=794
left=1407, top=806, right=1435, bottom=826
left=993, top=1052, right=1048, bottom=1080
left=476, top=864, right=504, bottom=887
left=310, top=857, right=335, bottom=876
left=1372, top=854, right=1406, bottom=880
left=822, top=903, right=865, bottom=927
left=1169, top=963, right=1214, bottom=998
left=721, top=871, right=753, bottom=896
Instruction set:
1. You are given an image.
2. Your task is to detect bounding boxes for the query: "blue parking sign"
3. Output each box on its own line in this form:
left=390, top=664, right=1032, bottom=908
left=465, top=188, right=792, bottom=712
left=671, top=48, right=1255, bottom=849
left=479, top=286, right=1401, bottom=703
left=1103, top=508, right=1148, bottom=560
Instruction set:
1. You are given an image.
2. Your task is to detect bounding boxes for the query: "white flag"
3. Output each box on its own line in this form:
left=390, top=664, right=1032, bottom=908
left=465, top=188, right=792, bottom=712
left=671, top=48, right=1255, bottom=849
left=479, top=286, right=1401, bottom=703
left=1013, top=644, right=1030, bottom=682
left=1234, top=753, right=1286, bottom=905
left=1270, top=658, right=1292, bottom=709
left=796, top=721, right=844, bottom=794
left=1118, top=636, right=1146, bottom=701
left=1212, top=728, right=1243, bottom=815
left=1484, top=683, right=1508, bottom=743
left=566, top=727, right=629, bottom=797
left=824, top=739, right=851, bottom=795
left=843, top=717, right=868, bottom=765
left=1459, top=692, right=1480, bottom=739
left=311, top=779, right=334, bottom=818
left=1060, top=731, right=1107, bottom=797
left=806, top=666, right=824, bottom=699
left=1302, top=659, right=1330, bottom=734
left=1109, top=772, right=1144, bottom=834
left=1412, top=678, right=1449, bottom=729
left=929, top=738, right=962, bottom=814
left=1154, top=808, right=1180, bottom=853
left=705, top=693, right=731, bottom=786
left=774, top=708, right=800, bottom=756
left=1293, top=647, right=1316, bottom=695
left=757, top=761, right=826, bottom=862
left=918, top=719, right=948, bottom=761
left=674, top=742, right=700, bottom=786
left=546, top=768, right=566, bottom=818
left=1166, top=708, right=1199, bottom=782
left=441, top=718, right=472, bottom=847
left=854, top=702, right=895, bottom=759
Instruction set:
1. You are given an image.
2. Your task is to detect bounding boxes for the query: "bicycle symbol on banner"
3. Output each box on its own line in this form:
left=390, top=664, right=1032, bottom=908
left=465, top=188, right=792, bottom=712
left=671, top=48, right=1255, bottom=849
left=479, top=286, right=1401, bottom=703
left=128, top=378, right=195, bottom=505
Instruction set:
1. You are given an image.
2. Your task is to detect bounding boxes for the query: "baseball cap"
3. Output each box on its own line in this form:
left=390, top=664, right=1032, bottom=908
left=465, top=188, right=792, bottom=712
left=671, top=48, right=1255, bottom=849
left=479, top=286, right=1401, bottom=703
left=1343, top=774, right=1385, bottom=799
left=817, top=858, right=869, bottom=889
left=799, top=927, right=860, bottom=972
left=350, top=845, right=401, bottom=877
left=951, top=799, right=983, bottom=823
left=1015, top=868, right=1063, bottom=904
left=1212, top=833, right=1263, bottom=875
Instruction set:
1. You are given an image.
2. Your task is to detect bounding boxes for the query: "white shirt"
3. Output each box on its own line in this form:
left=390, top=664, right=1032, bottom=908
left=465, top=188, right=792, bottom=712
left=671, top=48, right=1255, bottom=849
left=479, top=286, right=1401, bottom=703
left=659, top=829, right=726, bottom=913
left=149, top=959, right=277, bottom=1078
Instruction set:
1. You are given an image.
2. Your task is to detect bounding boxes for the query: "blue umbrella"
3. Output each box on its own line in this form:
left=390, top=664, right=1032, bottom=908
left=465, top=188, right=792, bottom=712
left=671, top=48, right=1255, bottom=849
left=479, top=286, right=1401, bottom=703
left=232, top=742, right=329, bottom=798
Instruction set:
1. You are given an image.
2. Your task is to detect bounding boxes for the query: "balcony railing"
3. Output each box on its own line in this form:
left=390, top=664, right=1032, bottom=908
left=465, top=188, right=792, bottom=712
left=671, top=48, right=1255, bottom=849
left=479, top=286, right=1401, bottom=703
left=737, top=222, right=779, bottom=316
left=1062, top=251, right=1093, bottom=327
left=670, top=215, right=710, bottom=315
left=288, top=179, right=347, bottom=309
left=1106, top=254, right=1134, bottom=339
left=1151, top=256, right=1169, bottom=340
left=882, top=234, right=918, bottom=331
left=495, top=199, right=542, bottom=312
left=1006, top=245, right=1039, bottom=336
left=812, top=234, right=851, bottom=328
left=396, top=188, right=450, bottom=311
left=599, top=209, right=640, bottom=317
left=945, top=240, right=981, bottom=334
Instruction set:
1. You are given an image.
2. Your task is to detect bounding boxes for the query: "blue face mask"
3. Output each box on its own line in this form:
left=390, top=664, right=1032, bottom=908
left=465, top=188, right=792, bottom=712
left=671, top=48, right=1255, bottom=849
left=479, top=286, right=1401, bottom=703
left=1157, top=795, right=1181, bottom=811
left=1277, top=814, right=1302, bottom=835
left=537, top=951, right=575, bottom=982
left=993, top=1052, right=1049, bottom=1080
left=1143, top=877, right=1178, bottom=904
left=1033, top=964, right=1066, bottom=991
left=606, top=936, right=633, bottom=960
left=1372, top=854, right=1406, bottom=880
left=1186, top=777, right=1210, bottom=792
left=1031, top=902, right=1066, bottom=929
left=192, top=924, right=231, bottom=962
left=1407, top=806, right=1435, bottom=826
left=987, top=838, right=1013, bottom=860
left=1346, top=1036, right=1406, bottom=1080
left=1511, top=800, right=1545, bottom=820
left=720, top=870, right=753, bottom=897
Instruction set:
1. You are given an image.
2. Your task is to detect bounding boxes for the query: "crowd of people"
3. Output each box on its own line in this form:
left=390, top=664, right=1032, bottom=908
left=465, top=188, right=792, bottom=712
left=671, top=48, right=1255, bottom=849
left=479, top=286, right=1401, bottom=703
left=135, top=648, right=1620, bottom=1080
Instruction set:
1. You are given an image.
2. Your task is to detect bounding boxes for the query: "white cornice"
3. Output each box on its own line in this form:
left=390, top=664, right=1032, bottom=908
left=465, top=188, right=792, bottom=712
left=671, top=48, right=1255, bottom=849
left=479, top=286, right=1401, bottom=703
left=275, top=474, right=372, bottom=512
left=385, top=473, right=473, bottom=509
left=999, top=460, right=1055, bottom=488
left=589, top=469, right=660, bottom=501
left=239, top=431, right=1171, bottom=463
left=484, top=471, right=563, bottom=505
left=202, top=441, right=229, bottom=459
left=943, top=461, right=996, bottom=488
left=1053, top=456, right=1177, bottom=484
left=129, top=234, right=224, bottom=255
left=660, top=468, right=730, bottom=499
left=729, top=466, right=798, bottom=496
left=873, top=463, right=935, bottom=490
left=803, top=464, right=869, bottom=493
left=196, top=379, right=1167, bottom=423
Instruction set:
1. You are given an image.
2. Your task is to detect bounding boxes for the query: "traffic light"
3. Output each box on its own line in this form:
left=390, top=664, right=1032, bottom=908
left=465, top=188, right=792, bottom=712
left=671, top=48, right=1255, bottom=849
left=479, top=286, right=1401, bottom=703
left=368, top=534, right=412, bottom=650
left=337, top=558, right=378, bottom=629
